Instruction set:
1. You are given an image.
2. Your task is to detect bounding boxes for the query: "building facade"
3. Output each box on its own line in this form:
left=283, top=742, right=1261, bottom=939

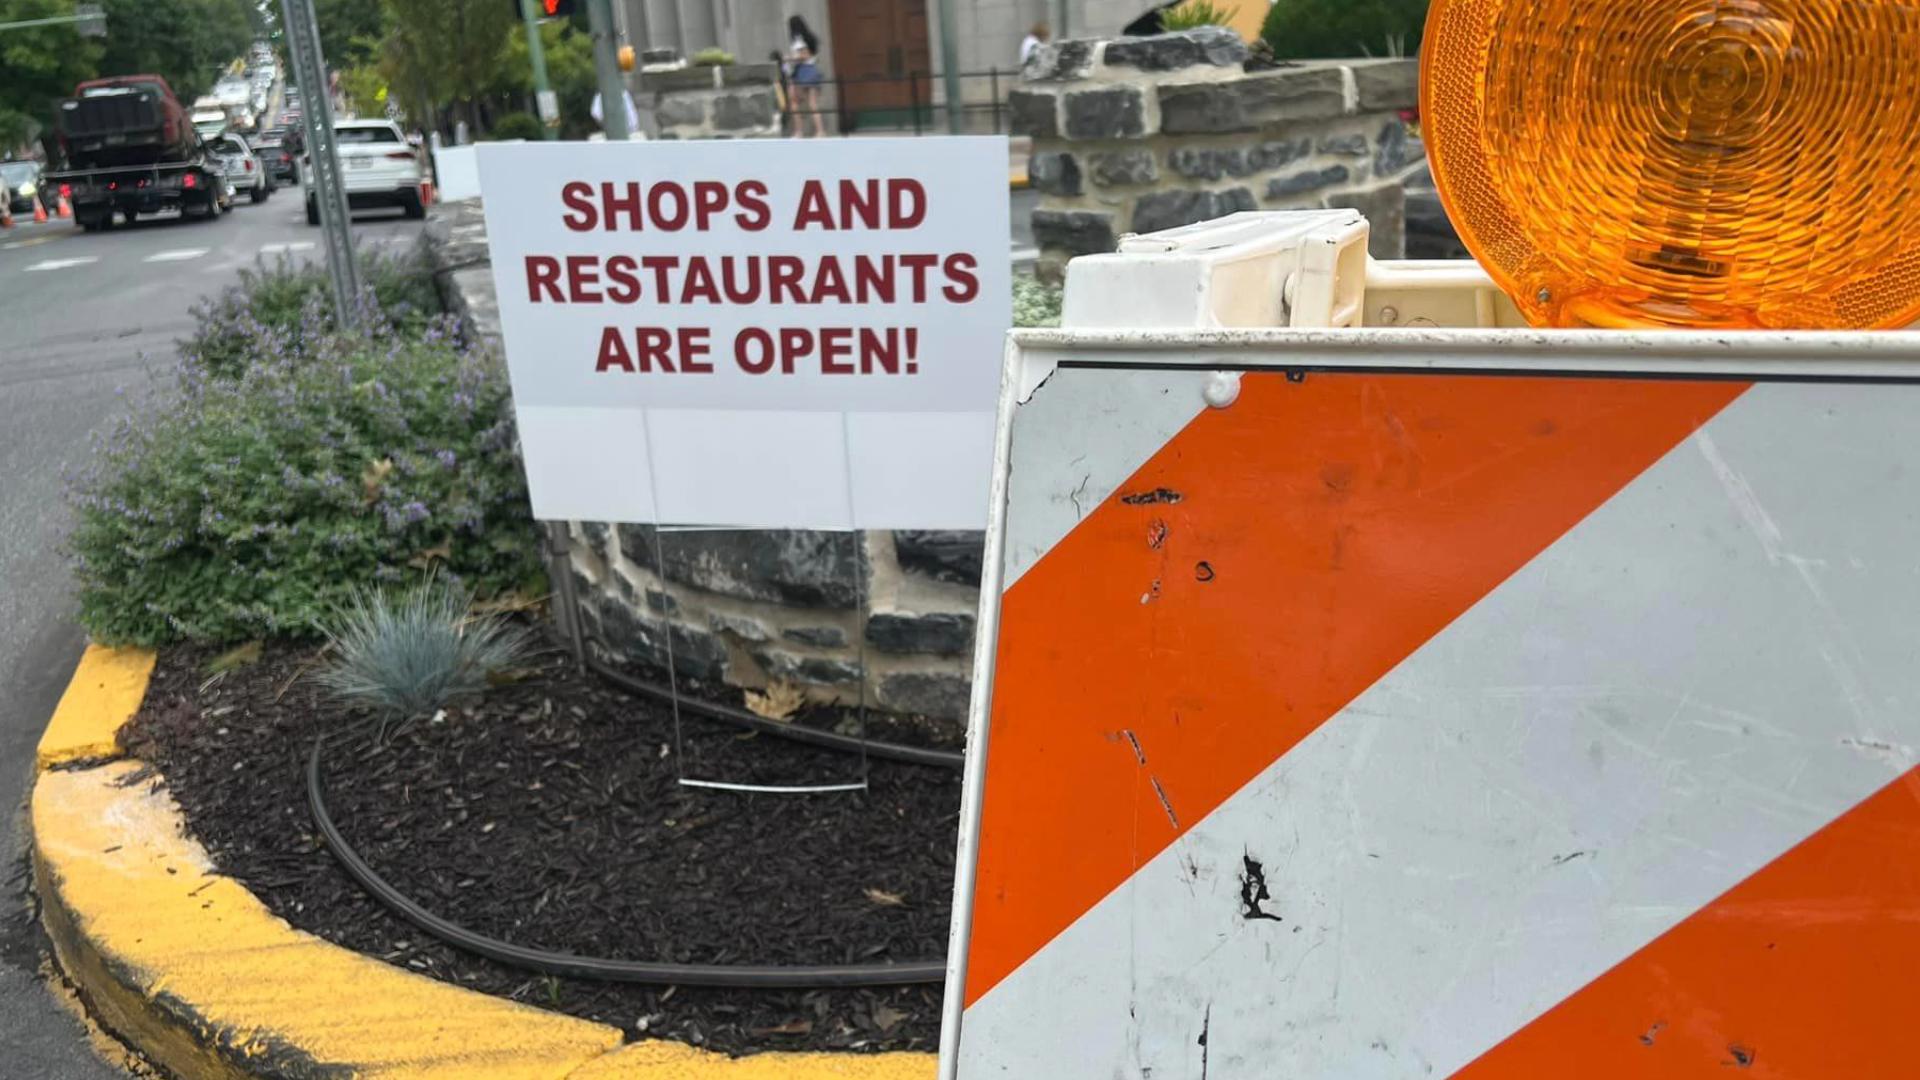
left=619, top=0, right=1263, bottom=126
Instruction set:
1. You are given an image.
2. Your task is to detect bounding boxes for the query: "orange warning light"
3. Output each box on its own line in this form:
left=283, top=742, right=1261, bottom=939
left=1422, top=0, right=1920, bottom=330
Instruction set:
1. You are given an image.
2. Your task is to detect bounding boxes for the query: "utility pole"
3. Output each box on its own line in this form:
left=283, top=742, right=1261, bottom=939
left=585, top=0, right=629, bottom=140
left=520, top=0, right=560, bottom=139
left=934, top=0, right=963, bottom=134
left=280, top=0, right=361, bottom=326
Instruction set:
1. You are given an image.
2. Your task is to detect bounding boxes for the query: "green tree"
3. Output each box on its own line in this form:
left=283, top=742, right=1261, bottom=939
left=1261, top=0, right=1428, bottom=60
left=95, top=0, right=255, bottom=103
left=314, top=0, right=385, bottom=68
left=0, top=0, right=103, bottom=148
left=496, top=18, right=595, bottom=138
left=338, top=61, right=386, bottom=116
left=378, top=0, right=511, bottom=134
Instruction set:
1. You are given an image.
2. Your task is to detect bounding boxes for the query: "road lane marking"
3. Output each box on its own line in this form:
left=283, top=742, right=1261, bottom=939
left=23, top=256, right=98, bottom=272
left=2, top=234, right=63, bottom=251
left=143, top=248, right=210, bottom=263
left=259, top=242, right=315, bottom=254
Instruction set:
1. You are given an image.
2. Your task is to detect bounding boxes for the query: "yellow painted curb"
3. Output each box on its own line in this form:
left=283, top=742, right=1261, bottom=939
left=568, top=1041, right=934, bottom=1079
left=37, top=644, right=154, bottom=769
left=31, top=646, right=943, bottom=1078
left=35, top=762, right=624, bottom=1078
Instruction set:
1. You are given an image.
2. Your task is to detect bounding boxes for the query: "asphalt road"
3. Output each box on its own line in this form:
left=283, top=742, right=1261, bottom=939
left=0, top=188, right=423, bottom=1075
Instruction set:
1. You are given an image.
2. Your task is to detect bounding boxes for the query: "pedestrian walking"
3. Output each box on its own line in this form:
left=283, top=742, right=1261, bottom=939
left=786, top=14, right=827, bottom=138
left=592, top=87, right=642, bottom=132
left=1020, top=22, right=1051, bottom=65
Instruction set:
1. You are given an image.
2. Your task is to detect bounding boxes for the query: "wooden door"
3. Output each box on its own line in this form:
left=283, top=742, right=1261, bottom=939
left=824, top=0, right=933, bottom=117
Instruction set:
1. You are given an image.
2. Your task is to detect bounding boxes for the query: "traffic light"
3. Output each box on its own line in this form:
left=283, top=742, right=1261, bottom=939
left=511, top=0, right=576, bottom=17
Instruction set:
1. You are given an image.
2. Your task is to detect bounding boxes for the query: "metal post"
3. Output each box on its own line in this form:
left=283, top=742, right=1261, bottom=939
left=990, top=66, right=1000, bottom=133
left=586, top=0, right=630, bottom=141
left=545, top=523, right=586, bottom=674
left=933, top=0, right=964, bottom=134
left=909, top=72, right=922, bottom=136
left=1055, top=0, right=1070, bottom=38
left=521, top=0, right=560, bottom=139
left=280, top=0, right=361, bottom=326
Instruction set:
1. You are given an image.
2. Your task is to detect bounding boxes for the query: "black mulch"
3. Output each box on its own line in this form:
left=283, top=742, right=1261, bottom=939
left=120, top=637, right=963, bottom=1054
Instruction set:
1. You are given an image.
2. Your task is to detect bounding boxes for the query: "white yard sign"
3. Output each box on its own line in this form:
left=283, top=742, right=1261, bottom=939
left=476, top=137, right=1012, bottom=528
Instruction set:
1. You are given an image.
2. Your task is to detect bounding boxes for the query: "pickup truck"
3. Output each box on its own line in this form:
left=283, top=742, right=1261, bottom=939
left=46, top=75, right=229, bottom=230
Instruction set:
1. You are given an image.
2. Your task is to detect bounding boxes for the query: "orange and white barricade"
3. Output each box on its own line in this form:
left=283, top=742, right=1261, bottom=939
left=940, top=212, right=1920, bottom=1079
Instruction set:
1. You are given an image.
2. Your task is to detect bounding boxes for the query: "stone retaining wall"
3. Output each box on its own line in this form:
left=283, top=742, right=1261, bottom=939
left=641, top=63, right=782, bottom=140
left=1013, top=28, right=1426, bottom=278
left=423, top=201, right=980, bottom=727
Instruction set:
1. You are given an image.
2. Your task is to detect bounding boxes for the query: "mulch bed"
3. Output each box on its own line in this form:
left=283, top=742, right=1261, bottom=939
left=120, top=636, right=963, bottom=1054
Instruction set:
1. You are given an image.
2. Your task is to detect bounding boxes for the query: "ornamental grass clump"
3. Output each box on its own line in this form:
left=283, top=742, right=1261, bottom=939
left=68, top=330, right=543, bottom=646
left=316, top=576, right=532, bottom=725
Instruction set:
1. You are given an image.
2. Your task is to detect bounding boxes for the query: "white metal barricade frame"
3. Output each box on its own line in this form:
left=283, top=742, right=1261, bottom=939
left=939, top=212, right=1920, bottom=1079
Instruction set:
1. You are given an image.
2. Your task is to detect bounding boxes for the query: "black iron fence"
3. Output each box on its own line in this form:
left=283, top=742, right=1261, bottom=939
left=773, top=68, right=1027, bottom=137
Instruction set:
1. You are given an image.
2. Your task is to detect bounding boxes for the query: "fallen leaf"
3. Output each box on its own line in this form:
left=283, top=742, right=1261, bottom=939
left=863, top=887, right=906, bottom=907
left=204, top=641, right=262, bottom=675
left=744, top=681, right=804, bottom=721
left=472, top=590, right=546, bottom=616
left=872, top=1003, right=908, bottom=1033
left=751, top=1018, right=813, bottom=1036
left=361, top=457, right=394, bottom=504
left=483, top=666, right=540, bottom=687
left=406, top=537, right=454, bottom=570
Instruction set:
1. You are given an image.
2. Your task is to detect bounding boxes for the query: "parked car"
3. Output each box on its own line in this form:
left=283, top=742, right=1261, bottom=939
left=305, top=118, right=424, bottom=223
left=211, top=133, right=274, bottom=204
left=191, top=108, right=228, bottom=139
left=1, top=160, right=43, bottom=213
left=250, top=135, right=298, bottom=184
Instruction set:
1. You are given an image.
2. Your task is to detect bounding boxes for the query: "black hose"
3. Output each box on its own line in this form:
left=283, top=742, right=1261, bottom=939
left=307, top=737, right=946, bottom=986
left=585, top=656, right=965, bottom=771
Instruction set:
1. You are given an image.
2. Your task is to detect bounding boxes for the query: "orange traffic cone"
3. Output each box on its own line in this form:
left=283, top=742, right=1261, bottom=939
left=1, top=204, right=12, bottom=230
left=56, top=194, right=72, bottom=219
left=32, top=199, right=48, bottom=224
left=420, top=179, right=435, bottom=207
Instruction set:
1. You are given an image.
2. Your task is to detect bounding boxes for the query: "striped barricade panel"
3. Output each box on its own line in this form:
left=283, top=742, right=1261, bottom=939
left=944, top=333, right=1920, bottom=1079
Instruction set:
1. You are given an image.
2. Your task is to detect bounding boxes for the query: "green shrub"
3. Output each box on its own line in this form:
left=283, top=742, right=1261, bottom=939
left=1013, top=272, right=1063, bottom=328
left=180, top=248, right=442, bottom=379
left=1262, top=0, right=1426, bottom=59
left=691, top=47, right=735, bottom=66
left=1160, top=1, right=1238, bottom=31
left=317, top=576, right=531, bottom=725
left=69, top=334, right=543, bottom=647
left=489, top=112, right=545, bottom=141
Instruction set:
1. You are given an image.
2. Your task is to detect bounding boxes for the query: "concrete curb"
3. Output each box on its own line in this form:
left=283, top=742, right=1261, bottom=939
left=31, top=644, right=938, bottom=1079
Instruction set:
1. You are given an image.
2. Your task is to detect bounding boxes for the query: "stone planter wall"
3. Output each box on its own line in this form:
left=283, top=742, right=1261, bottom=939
left=641, top=63, right=782, bottom=140
left=1012, top=28, right=1426, bottom=278
left=423, top=200, right=980, bottom=728
left=565, top=526, right=980, bottom=722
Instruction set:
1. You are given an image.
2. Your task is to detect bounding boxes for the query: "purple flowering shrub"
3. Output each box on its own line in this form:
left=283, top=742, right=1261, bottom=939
left=182, top=248, right=442, bottom=379
left=69, top=330, right=543, bottom=646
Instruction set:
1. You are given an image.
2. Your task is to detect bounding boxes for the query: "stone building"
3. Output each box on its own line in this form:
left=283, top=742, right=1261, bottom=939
left=618, top=0, right=1228, bottom=128
left=1012, top=28, right=1425, bottom=276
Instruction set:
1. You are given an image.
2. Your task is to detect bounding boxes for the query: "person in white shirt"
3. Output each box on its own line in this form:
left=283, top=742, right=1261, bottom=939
left=590, top=88, right=642, bottom=136
left=1020, top=22, right=1051, bottom=65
